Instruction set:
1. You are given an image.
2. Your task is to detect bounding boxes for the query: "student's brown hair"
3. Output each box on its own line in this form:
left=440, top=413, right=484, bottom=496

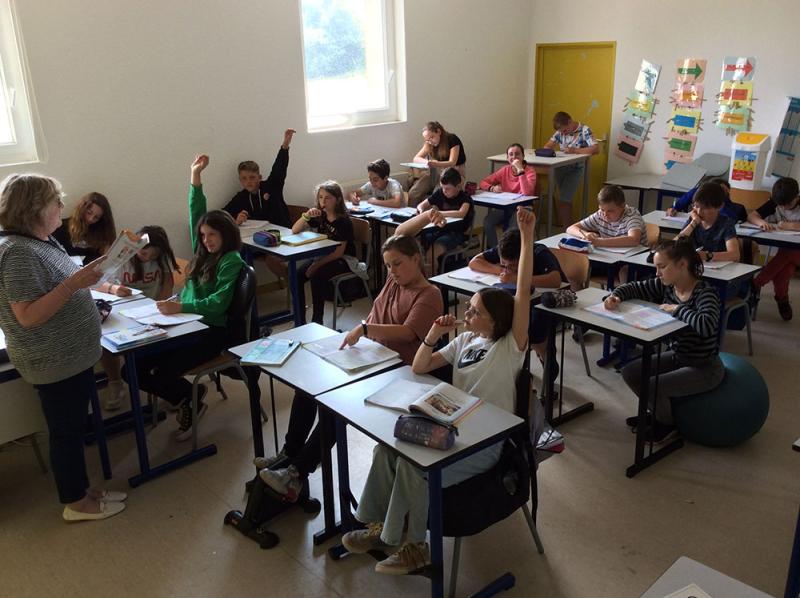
left=314, top=180, right=348, bottom=218
left=367, top=159, right=391, bottom=179
left=552, top=111, right=572, bottom=129
left=440, top=167, right=462, bottom=187
left=771, top=177, right=799, bottom=206
left=187, top=210, right=241, bottom=284
left=382, top=234, right=423, bottom=261
left=0, top=174, right=62, bottom=236
left=69, top=192, right=116, bottom=252
left=237, top=160, right=260, bottom=174
left=655, top=237, right=704, bottom=279
left=423, top=121, right=451, bottom=162
left=693, top=182, right=725, bottom=208
left=598, top=185, right=626, bottom=206
left=131, top=225, right=179, bottom=283
left=476, top=288, right=515, bottom=341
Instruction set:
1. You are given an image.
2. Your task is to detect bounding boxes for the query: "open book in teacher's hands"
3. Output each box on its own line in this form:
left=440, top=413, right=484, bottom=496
left=364, top=378, right=482, bottom=426
left=302, top=333, right=399, bottom=373
left=97, top=230, right=150, bottom=283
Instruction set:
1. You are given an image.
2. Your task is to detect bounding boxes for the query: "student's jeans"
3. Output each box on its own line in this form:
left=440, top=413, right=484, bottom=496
left=35, top=367, right=97, bottom=503
left=278, top=390, right=335, bottom=476
left=554, top=162, right=585, bottom=204
left=125, top=325, right=230, bottom=406
left=297, top=259, right=351, bottom=325
left=754, top=248, right=800, bottom=300
left=355, top=442, right=502, bottom=546
left=483, top=209, right=517, bottom=248
left=621, top=350, right=725, bottom=424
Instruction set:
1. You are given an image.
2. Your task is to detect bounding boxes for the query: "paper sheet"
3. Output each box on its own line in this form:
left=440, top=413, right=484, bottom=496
left=447, top=269, right=501, bottom=286
left=583, top=300, right=675, bottom=330
left=119, top=303, right=203, bottom=326
left=302, top=333, right=399, bottom=372
left=91, top=288, right=143, bottom=303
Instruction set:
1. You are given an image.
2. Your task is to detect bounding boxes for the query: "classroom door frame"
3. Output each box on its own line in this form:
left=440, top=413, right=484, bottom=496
left=533, top=41, right=616, bottom=218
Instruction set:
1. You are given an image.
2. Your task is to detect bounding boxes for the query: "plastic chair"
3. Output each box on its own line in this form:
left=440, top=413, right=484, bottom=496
left=287, top=204, right=306, bottom=224
left=439, top=222, right=482, bottom=274
left=645, top=222, right=660, bottom=249
left=720, top=291, right=754, bottom=356
left=551, top=249, right=592, bottom=376
left=328, top=218, right=372, bottom=330
left=440, top=368, right=544, bottom=598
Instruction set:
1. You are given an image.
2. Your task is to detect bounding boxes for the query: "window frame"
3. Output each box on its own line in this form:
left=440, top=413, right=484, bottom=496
left=298, top=0, right=406, bottom=133
left=0, top=0, right=39, bottom=166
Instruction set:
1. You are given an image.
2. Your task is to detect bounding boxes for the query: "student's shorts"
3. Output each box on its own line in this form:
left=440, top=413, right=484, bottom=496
left=554, top=162, right=585, bottom=204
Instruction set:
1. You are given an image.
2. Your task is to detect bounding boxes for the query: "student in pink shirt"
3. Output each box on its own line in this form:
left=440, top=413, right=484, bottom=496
left=479, top=143, right=537, bottom=247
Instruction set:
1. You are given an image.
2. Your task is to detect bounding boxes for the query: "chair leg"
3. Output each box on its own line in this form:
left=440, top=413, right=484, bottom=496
left=30, top=433, right=47, bottom=474
left=522, top=503, right=545, bottom=554
left=448, top=537, right=461, bottom=598
left=579, top=328, right=591, bottom=377
left=212, top=372, right=228, bottom=401
left=745, top=309, right=753, bottom=356
left=147, top=393, right=159, bottom=428
left=332, top=280, right=340, bottom=330
left=191, top=376, right=201, bottom=451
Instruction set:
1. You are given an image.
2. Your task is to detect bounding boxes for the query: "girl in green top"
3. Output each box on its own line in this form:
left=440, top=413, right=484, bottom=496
left=125, top=154, right=244, bottom=441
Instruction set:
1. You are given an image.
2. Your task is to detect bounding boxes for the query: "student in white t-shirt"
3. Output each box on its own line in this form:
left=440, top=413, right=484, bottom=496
left=350, top=159, right=405, bottom=209
left=340, top=207, right=536, bottom=576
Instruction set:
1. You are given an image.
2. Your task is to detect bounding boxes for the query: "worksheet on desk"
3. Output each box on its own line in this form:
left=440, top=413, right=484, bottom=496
left=119, top=303, right=204, bottom=326
left=584, top=301, right=675, bottom=330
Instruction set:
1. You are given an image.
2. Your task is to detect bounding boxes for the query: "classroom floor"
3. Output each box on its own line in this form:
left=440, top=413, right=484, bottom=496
left=0, top=282, right=797, bottom=598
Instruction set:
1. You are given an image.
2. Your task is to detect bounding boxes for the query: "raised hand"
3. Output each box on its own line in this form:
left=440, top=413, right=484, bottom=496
left=191, top=154, right=209, bottom=174
left=516, top=206, right=536, bottom=238
left=282, top=128, right=296, bottom=149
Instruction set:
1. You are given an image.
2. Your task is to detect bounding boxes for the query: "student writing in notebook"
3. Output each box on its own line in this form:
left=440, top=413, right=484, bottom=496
left=291, top=181, right=356, bottom=325
left=339, top=207, right=537, bottom=576
left=408, top=121, right=467, bottom=206
left=748, top=177, right=800, bottom=320
left=479, top=142, right=537, bottom=247
left=123, top=155, right=245, bottom=441
left=350, top=159, right=405, bottom=208
left=676, top=181, right=740, bottom=263
left=257, top=235, right=442, bottom=497
left=566, top=184, right=647, bottom=248
left=606, top=237, right=723, bottom=443
left=666, top=177, right=746, bottom=222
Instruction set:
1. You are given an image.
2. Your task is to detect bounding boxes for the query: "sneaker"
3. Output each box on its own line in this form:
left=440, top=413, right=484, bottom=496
left=254, top=449, right=289, bottom=471
left=63, top=500, right=126, bottom=522
left=538, top=355, right=560, bottom=384
left=374, top=541, right=431, bottom=575
left=173, top=385, right=208, bottom=442
left=103, top=380, right=126, bottom=412
left=259, top=465, right=302, bottom=503
left=648, top=422, right=678, bottom=444
left=341, top=522, right=396, bottom=554
left=777, top=297, right=793, bottom=321
left=571, top=326, right=584, bottom=343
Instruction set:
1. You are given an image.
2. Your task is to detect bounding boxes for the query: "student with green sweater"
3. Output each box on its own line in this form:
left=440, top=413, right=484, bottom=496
left=125, top=154, right=244, bottom=440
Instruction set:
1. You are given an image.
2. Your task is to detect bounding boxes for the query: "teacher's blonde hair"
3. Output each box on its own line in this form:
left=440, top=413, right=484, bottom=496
left=0, top=174, right=63, bottom=236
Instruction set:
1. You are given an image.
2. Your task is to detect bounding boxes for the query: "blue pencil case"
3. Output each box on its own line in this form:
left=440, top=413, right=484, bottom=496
left=558, top=237, right=592, bottom=253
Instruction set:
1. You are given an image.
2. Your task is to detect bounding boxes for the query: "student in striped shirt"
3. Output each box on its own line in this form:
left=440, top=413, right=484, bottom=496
left=605, top=238, right=723, bottom=443
left=567, top=184, right=647, bottom=247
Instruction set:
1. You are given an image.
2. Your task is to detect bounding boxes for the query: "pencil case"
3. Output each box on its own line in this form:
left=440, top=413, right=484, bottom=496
left=394, top=414, right=458, bottom=450
left=253, top=229, right=281, bottom=247
left=558, top=237, right=592, bottom=253
left=534, top=148, right=556, bottom=157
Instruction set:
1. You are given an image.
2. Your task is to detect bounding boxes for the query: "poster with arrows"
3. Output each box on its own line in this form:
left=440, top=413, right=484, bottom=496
left=663, top=58, right=706, bottom=171
left=614, top=60, right=660, bottom=165
left=716, top=56, right=756, bottom=133
left=770, top=96, right=800, bottom=178
left=676, top=58, right=706, bottom=84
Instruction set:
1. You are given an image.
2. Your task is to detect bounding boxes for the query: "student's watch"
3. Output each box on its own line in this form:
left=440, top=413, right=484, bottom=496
left=705, top=251, right=714, bottom=262
left=361, top=319, right=369, bottom=337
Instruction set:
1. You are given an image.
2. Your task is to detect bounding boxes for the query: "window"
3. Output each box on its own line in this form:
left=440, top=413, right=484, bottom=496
left=299, top=0, right=405, bottom=132
left=0, top=0, right=38, bottom=165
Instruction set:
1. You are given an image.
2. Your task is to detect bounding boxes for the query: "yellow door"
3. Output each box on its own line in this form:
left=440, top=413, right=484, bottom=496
left=534, top=42, right=616, bottom=222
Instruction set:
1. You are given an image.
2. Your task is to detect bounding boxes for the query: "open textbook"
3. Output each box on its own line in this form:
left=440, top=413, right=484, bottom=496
left=583, top=300, right=675, bottom=330
left=97, top=230, right=149, bottom=283
left=364, top=378, right=482, bottom=425
left=302, top=333, right=399, bottom=373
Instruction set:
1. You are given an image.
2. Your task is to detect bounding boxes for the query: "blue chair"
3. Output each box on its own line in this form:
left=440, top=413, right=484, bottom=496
left=671, top=353, right=768, bottom=447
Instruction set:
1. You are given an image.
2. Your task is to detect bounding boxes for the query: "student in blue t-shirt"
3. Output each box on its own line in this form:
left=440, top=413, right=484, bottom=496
left=667, top=177, right=747, bottom=223
left=676, top=182, right=740, bottom=263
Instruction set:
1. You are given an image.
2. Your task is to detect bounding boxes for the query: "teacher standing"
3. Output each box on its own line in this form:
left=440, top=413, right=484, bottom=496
left=0, top=174, right=126, bottom=522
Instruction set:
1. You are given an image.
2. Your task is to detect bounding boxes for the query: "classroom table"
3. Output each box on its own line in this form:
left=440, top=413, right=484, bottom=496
left=536, top=287, right=688, bottom=476
left=642, top=556, right=771, bottom=598
left=229, top=322, right=403, bottom=545
left=471, top=190, right=537, bottom=242
left=487, top=150, right=591, bottom=237
left=101, top=298, right=212, bottom=487
left=317, top=366, right=526, bottom=598
left=240, top=223, right=341, bottom=327
left=605, top=173, right=689, bottom=212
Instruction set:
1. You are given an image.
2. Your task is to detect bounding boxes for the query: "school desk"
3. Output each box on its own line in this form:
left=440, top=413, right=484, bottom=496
left=101, top=298, right=209, bottom=487
left=535, top=287, right=688, bottom=477
left=240, top=224, right=341, bottom=327
left=487, top=151, right=591, bottom=236
left=229, top=322, right=402, bottom=545
left=317, top=365, right=525, bottom=598
left=605, top=173, right=690, bottom=212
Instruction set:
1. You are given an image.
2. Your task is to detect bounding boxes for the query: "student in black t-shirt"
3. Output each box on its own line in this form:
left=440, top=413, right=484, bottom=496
left=469, top=224, right=566, bottom=378
left=416, top=168, right=473, bottom=271
left=409, top=121, right=467, bottom=206
left=676, top=182, right=740, bottom=263
left=291, top=181, right=355, bottom=325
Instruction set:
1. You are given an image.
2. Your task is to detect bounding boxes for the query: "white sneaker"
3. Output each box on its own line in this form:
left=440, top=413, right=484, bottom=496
left=103, top=380, right=126, bottom=412
left=63, top=500, right=126, bottom=522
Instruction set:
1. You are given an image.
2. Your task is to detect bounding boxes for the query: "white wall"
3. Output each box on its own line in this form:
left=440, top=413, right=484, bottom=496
left=528, top=0, right=800, bottom=182
left=7, top=0, right=533, bottom=256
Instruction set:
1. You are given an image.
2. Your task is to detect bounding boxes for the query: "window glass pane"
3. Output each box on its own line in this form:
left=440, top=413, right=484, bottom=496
left=0, top=59, right=16, bottom=145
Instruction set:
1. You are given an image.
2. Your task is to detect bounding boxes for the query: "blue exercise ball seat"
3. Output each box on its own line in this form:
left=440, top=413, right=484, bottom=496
left=671, top=352, right=769, bottom=447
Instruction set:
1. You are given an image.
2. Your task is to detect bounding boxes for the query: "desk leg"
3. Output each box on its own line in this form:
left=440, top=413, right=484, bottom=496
left=428, top=467, right=444, bottom=598
left=656, top=190, right=665, bottom=211
left=716, top=279, right=729, bottom=342
left=313, top=405, right=341, bottom=545
left=785, top=504, right=800, bottom=598
left=582, top=158, right=591, bottom=219
left=288, top=258, right=303, bottom=327
left=123, top=353, right=151, bottom=482
left=546, top=166, right=555, bottom=237
left=88, top=382, right=112, bottom=480
left=334, top=417, right=356, bottom=530
left=545, top=319, right=594, bottom=426
left=637, top=189, right=645, bottom=213
left=245, top=366, right=264, bottom=459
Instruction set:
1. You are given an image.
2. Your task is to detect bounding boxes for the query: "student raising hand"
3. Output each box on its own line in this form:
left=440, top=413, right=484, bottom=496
left=190, top=154, right=210, bottom=186
left=282, top=128, right=296, bottom=149
left=516, top=205, right=536, bottom=237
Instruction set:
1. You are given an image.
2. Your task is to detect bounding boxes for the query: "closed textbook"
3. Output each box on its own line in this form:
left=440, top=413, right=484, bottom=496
left=240, top=338, right=300, bottom=366
left=104, top=325, right=167, bottom=349
left=282, top=231, right=327, bottom=246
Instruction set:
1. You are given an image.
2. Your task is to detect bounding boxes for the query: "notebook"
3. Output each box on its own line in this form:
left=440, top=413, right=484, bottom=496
left=302, top=333, right=399, bottom=373
left=104, top=325, right=167, bottom=349
left=281, top=231, right=327, bottom=246
left=583, top=300, right=675, bottom=330
left=119, top=303, right=204, bottom=326
left=239, top=338, right=300, bottom=366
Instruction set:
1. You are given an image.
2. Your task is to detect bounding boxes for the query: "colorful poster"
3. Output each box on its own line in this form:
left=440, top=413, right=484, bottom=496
left=716, top=105, right=751, bottom=132
left=731, top=148, right=758, bottom=181
left=665, top=131, right=698, bottom=157
left=771, top=96, right=800, bottom=178
left=676, top=58, right=706, bottom=84
left=621, top=114, right=649, bottom=141
left=625, top=90, right=656, bottom=118
left=669, top=108, right=702, bottom=134
left=635, top=60, right=661, bottom=95
left=671, top=83, right=704, bottom=109
left=719, top=81, right=753, bottom=106
left=721, top=56, right=756, bottom=81
left=614, top=135, right=644, bottom=164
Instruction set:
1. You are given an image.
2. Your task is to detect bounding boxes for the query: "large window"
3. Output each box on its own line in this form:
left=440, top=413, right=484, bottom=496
left=0, top=0, right=37, bottom=165
left=299, top=0, right=405, bottom=132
